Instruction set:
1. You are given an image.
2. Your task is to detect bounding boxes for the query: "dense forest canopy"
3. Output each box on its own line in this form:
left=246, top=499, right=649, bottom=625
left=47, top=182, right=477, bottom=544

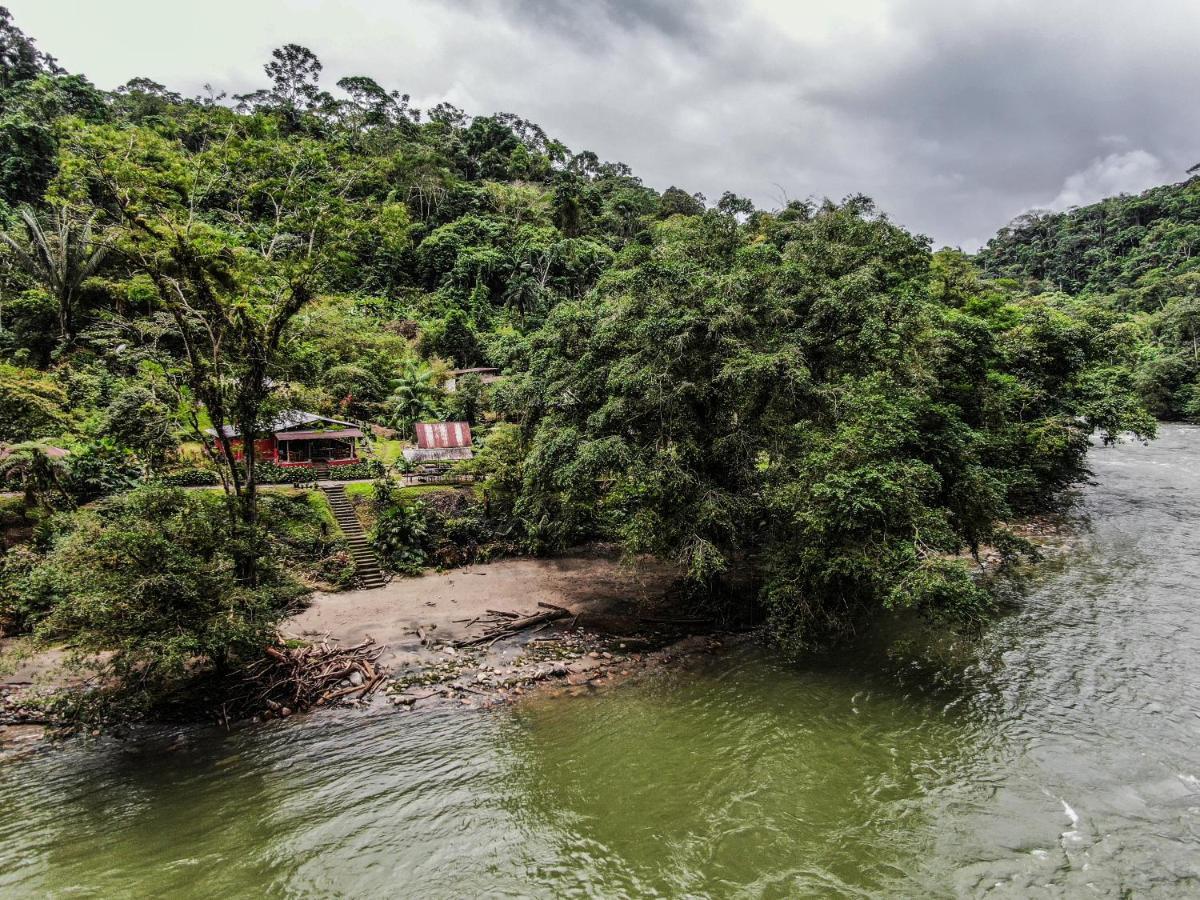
left=976, top=177, right=1200, bottom=418
left=0, top=6, right=1156, bottom=704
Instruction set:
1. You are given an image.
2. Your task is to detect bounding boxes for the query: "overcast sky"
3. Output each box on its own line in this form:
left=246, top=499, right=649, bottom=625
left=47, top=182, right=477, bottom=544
left=11, top=0, right=1200, bottom=248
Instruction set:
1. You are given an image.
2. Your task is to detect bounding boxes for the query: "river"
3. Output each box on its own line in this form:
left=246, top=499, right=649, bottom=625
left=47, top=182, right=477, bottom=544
left=2, top=426, right=1199, bottom=898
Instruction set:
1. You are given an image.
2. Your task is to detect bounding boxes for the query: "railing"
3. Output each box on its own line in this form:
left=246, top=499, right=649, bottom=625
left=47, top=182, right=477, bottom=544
left=400, top=472, right=475, bottom=487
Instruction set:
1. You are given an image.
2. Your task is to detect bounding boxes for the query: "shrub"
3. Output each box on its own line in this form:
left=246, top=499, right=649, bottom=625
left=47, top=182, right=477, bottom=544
left=373, top=502, right=429, bottom=575
left=259, top=491, right=356, bottom=589
left=369, top=479, right=521, bottom=572
left=249, top=461, right=315, bottom=484
left=20, top=486, right=308, bottom=708
left=155, top=467, right=219, bottom=487
left=62, top=442, right=140, bottom=503
left=327, top=459, right=384, bottom=481
left=0, top=544, right=46, bottom=635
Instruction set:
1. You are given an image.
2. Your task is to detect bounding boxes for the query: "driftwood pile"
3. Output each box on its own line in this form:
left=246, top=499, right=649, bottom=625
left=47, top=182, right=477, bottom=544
left=221, top=637, right=387, bottom=723
left=453, top=602, right=572, bottom=648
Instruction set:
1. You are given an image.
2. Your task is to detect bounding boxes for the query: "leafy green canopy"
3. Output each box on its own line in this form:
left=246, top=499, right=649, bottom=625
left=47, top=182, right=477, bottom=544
left=513, top=199, right=1152, bottom=650
left=976, top=178, right=1200, bottom=419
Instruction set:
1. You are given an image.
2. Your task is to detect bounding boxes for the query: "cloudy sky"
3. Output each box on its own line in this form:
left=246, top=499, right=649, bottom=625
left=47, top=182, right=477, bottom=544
left=12, top=0, right=1200, bottom=248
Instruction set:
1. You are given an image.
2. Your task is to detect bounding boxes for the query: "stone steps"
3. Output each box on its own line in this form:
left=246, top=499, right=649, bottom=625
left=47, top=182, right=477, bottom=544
left=321, top=484, right=386, bottom=589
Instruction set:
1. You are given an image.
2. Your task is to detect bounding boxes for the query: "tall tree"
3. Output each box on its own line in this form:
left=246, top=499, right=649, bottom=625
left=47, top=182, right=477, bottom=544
left=0, top=5, right=60, bottom=90
left=234, top=44, right=332, bottom=129
left=53, top=121, right=371, bottom=584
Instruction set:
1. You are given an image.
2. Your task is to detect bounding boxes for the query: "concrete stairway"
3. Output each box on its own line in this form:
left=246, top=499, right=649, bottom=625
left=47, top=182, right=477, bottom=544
left=312, top=462, right=330, bottom=480
left=322, top=484, right=386, bottom=589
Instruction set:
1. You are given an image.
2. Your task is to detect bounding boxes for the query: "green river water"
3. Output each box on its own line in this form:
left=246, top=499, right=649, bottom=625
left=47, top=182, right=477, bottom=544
left=2, top=427, right=1200, bottom=897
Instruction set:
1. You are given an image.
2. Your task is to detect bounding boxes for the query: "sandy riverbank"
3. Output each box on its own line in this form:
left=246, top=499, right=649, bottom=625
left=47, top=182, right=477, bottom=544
left=3, top=551, right=724, bottom=746
left=282, top=551, right=733, bottom=714
left=288, top=553, right=679, bottom=666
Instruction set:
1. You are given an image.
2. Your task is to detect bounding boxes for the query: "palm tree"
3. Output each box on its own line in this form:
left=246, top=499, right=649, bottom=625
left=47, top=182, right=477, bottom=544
left=386, top=362, right=441, bottom=433
left=0, top=205, right=109, bottom=345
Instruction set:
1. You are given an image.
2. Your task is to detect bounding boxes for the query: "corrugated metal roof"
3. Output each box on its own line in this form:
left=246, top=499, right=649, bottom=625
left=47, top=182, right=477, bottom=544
left=402, top=446, right=474, bottom=463
left=216, top=410, right=360, bottom=438
left=275, top=428, right=363, bottom=441
left=415, top=422, right=473, bottom=449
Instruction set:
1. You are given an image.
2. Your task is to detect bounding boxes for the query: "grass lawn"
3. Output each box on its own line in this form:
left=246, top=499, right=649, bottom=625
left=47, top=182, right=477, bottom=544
left=371, top=439, right=406, bottom=467
left=302, top=489, right=339, bottom=532
left=344, top=482, right=375, bottom=500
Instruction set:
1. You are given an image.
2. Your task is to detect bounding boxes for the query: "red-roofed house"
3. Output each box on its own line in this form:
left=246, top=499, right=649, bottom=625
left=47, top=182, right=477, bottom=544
left=214, top=411, right=365, bottom=467
left=403, top=421, right=474, bottom=467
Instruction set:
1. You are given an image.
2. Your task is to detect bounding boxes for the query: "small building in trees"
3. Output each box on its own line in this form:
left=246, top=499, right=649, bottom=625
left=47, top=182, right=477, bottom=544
left=402, top=421, right=474, bottom=481
left=216, top=411, right=365, bottom=467
left=443, top=367, right=501, bottom=393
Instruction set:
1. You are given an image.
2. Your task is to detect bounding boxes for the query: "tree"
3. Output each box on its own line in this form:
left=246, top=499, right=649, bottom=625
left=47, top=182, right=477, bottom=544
left=387, top=361, right=441, bottom=432
left=657, top=186, right=705, bottom=218
left=102, top=384, right=178, bottom=472
left=0, top=5, right=60, bottom=90
left=0, top=205, right=109, bottom=343
left=265, top=44, right=326, bottom=109
left=445, top=371, right=483, bottom=424
left=53, top=121, right=370, bottom=585
left=235, top=44, right=332, bottom=127
left=27, top=485, right=302, bottom=703
left=112, top=77, right=184, bottom=122
left=336, top=75, right=418, bottom=131
left=0, top=440, right=70, bottom=509
left=517, top=200, right=1152, bottom=650
left=0, top=8, right=105, bottom=206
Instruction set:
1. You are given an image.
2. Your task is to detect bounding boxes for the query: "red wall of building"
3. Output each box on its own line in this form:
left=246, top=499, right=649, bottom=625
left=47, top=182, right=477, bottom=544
left=229, top=437, right=278, bottom=462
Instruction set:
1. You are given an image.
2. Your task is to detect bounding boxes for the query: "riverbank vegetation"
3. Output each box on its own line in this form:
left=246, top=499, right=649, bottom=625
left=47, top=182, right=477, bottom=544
left=0, top=7, right=1157, bottom=715
left=976, top=177, right=1200, bottom=420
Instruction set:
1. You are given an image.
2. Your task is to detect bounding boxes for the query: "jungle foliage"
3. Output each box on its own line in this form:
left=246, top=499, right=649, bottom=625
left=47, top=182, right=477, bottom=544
left=0, top=5, right=1160, bottom=688
left=509, top=200, right=1153, bottom=649
left=976, top=178, right=1200, bottom=419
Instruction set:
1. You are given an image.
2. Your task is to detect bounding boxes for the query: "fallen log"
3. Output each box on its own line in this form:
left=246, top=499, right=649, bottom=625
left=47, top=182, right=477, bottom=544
left=454, top=606, right=572, bottom=647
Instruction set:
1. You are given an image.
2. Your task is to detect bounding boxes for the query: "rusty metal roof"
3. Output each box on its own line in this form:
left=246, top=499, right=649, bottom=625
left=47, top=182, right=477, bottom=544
left=275, top=428, right=363, bottom=441
left=415, top=422, right=473, bottom=449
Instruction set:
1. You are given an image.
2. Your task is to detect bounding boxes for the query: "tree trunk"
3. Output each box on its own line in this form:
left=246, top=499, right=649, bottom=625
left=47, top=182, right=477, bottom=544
left=235, top=415, right=260, bottom=587
left=58, top=290, right=74, bottom=345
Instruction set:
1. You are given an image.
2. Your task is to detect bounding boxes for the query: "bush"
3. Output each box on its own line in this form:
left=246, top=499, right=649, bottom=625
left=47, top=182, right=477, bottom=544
left=155, top=467, right=219, bottom=487
left=259, top=491, right=356, bottom=589
left=62, top=442, right=140, bottom=503
left=16, top=486, right=307, bottom=708
left=249, top=461, right=315, bottom=484
left=372, top=501, right=429, bottom=575
left=369, top=479, right=520, bottom=573
left=326, top=459, right=384, bottom=481
left=0, top=544, right=45, bottom=635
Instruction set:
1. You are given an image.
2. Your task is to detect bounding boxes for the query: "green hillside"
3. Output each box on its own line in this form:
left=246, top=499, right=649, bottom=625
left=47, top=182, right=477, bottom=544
left=976, top=178, right=1200, bottom=418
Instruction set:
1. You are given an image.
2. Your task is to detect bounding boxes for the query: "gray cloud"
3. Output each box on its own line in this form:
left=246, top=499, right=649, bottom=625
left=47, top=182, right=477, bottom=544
left=9, top=0, right=1199, bottom=249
